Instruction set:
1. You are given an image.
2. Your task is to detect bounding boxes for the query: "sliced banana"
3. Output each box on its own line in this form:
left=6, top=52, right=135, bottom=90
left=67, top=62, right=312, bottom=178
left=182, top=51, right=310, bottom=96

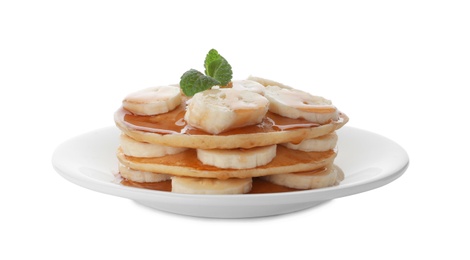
left=265, top=85, right=339, bottom=124
left=281, top=132, right=338, bottom=152
left=197, top=145, right=277, bottom=169
left=172, top=176, right=252, bottom=194
left=120, top=134, right=187, bottom=157
left=118, top=163, right=172, bottom=183
left=261, top=164, right=341, bottom=190
left=231, top=79, right=266, bottom=95
left=247, top=75, right=293, bottom=89
left=123, top=85, right=181, bottom=116
left=335, top=166, right=345, bottom=183
left=184, top=88, right=269, bottom=134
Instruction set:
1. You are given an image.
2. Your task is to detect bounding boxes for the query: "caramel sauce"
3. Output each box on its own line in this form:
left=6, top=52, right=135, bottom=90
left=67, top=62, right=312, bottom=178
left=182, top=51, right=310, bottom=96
left=122, top=179, right=172, bottom=192
left=116, top=102, right=322, bottom=136
left=249, top=178, right=298, bottom=193
left=121, top=178, right=298, bottom=194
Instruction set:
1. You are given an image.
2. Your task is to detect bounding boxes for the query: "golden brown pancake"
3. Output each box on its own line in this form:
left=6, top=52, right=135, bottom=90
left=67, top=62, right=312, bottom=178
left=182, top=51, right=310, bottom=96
left=115, top=104, right=348, bottom=149
left=117, top=145, right=336, bottom=179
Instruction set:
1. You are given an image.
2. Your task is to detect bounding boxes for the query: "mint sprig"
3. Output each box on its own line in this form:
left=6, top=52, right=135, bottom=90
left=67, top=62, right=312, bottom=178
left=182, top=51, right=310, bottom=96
left=180, top=69, right=221, bottom=97
left=204, top=49, right=232, bottom=85
left=180, top=49, right=233, bottom=96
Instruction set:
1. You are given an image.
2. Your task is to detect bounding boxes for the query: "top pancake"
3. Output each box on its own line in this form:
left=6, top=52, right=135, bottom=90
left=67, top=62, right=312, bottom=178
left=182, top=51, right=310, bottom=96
left=114, top=103, right=348, bottom=149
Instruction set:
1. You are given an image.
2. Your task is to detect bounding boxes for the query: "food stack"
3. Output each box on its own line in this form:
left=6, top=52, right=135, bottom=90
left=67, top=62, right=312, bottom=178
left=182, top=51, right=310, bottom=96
left=114, top=76, right=348, bottom=194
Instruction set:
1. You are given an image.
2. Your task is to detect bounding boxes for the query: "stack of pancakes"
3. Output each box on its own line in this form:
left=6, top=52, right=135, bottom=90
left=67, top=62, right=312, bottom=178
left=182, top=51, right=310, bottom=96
left=115, top=77, right=348, bottom=194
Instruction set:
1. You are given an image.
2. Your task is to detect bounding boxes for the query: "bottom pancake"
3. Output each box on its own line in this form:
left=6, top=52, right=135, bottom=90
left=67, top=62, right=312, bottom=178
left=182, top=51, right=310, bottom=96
left=121, top=178, right=299, bottom=194
left=120, top=165, right=343, bottom=194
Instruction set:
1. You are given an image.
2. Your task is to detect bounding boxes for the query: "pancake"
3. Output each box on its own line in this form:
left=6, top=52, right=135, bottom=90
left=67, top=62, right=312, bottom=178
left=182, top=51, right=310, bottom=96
left=117, top=145, right=336, bottom=179
left=114, top=104, right=348, bottom=149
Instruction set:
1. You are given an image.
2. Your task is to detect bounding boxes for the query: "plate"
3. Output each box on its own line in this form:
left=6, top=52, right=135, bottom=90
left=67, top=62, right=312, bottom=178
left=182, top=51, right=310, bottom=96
left=52, top=126, right=408, bottom=218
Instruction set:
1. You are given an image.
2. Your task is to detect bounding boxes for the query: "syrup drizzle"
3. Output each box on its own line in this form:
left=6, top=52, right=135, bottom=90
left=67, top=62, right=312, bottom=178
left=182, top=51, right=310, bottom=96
left=114, top=103, right=329, bottom=136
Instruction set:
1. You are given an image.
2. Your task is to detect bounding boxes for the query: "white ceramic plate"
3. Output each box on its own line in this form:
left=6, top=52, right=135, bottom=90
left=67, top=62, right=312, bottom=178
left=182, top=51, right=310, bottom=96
left=52, top=126, right=408, bottom=218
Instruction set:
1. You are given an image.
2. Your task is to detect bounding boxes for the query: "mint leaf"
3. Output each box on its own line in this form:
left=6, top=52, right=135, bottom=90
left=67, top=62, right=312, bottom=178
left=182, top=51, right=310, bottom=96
left=204, top=49, right=221, bottom=74
left=204, top=49, right=233, bottom=86
left=206, top=58, right=232, bottom=86
left=180, top=69, right=220, bottom=96
left=179, top=49, right=233, bottom=96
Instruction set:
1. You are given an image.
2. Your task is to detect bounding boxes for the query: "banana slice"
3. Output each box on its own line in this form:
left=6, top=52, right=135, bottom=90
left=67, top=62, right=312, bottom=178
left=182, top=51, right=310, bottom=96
left=231, top=79, right=266, bottom=95
left=261, top=164, right=341, bottom=190
left=335, top=166, right=345, bottom=183
left=123, top=85, right=181, bottom=116
left=184, top=88, right=269, bottom=134
left=118, top=163, right=171, bottom=182
left=281, top=132, right=338, bottom=152
left=265, top=85, right=339, bottom=124
left=172, top=176, right=252, bottom=194
left=247, top=75, right=293, bottom=89
left=197, top=145, right=277, bottom=169
left=120, top=134, right=187, bottom=157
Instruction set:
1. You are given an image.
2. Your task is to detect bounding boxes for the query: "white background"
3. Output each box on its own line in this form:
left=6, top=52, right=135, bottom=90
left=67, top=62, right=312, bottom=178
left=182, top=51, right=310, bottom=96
left=1, top=0, right=469, bottom=259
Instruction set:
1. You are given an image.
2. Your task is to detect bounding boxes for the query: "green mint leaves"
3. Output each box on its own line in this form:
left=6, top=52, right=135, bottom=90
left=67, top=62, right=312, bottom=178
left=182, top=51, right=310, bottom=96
left=180, top=69, right=221, bottom=97
left=180, top=49, right=233, bottom=96
left=204, top=49, right=232, bottom=85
